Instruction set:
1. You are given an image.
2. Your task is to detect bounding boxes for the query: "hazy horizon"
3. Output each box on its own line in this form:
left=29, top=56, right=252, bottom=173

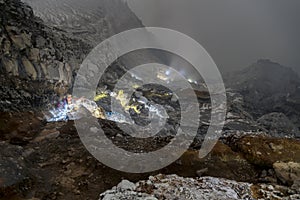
left=128, top=0, right=300, bottom=75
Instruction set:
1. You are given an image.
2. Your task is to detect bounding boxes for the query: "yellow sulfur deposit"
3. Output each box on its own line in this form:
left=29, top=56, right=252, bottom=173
left=94, top=93, right=109, bottom=101
left=116, top=90, right=141, bottom=114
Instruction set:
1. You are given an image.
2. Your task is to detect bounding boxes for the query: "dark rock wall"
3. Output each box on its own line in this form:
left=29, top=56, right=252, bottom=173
left=0, top=0, right=92, bottom=111
left=0, top=0, right=91, bottom=84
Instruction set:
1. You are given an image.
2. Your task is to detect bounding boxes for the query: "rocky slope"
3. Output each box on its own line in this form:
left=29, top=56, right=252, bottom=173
left=0, top=0, right=146, bottom=111
left=22, top=0, right=162, bottom=75
left=22, top=0, right=143, bottom=46
left=227, top=59, right=300, bottom=137
left=228, top=59, right=300, bottom=99
left=0, top=0, right=92, bottom=111
left=0, top=0, right=91, bottom=82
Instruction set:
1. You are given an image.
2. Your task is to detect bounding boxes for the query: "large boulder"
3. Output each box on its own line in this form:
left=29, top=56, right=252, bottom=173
left=170, top=141, right=258, bottom=182
left=273, top=162, right=300, bottom=187
left=233, top=135, right=300, bottom=168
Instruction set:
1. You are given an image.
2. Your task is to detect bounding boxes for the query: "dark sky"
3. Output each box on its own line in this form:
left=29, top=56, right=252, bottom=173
left=128, top=0, right=300, bottom=74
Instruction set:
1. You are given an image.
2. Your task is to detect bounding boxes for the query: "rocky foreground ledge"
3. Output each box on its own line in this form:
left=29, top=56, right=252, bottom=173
left=100, top=174, right=300, bottom=200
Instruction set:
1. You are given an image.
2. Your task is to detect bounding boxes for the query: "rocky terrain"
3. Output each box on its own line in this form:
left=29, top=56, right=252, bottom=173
left=100, top=174, right=300, bottom=200
left=23, top=0, right=162, bottom=79
left=0, top=0, right=92, bottom=82
left=0, top=0, right=300, bottom=199
left=23, top=0, right=143, bottom=46
left=1, top=112, right=300, bottom=199
left=227, top=59, right=300, bottom=135
left=0, top=0, right=92, bottom=112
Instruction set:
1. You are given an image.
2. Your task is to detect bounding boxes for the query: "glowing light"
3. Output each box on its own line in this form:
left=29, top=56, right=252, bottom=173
left=44, top=91, right=169, bottom=126
left=165, top=69, right=171, bottom=76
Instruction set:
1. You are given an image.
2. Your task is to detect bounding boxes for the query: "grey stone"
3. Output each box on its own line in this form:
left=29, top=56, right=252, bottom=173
left=117, top=180, right=136, bottom=191
left=100, top=174, right=255, bottom=200
left=273, top=162, right=300, bottom=186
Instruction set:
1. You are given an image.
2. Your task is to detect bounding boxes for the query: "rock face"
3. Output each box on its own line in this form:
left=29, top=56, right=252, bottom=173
left=0, top=0, right=161, bottom=112
left=0, top=0, right=91, bottom=111
left=223, top=90, right=264, bottom=136
left=23, top=0, right=163, bottom=87
left=23, top=0, right=143, bottom=47
left=0, top=74, right=56, bottom=111
left=0, top=0, right=91, bottom=82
